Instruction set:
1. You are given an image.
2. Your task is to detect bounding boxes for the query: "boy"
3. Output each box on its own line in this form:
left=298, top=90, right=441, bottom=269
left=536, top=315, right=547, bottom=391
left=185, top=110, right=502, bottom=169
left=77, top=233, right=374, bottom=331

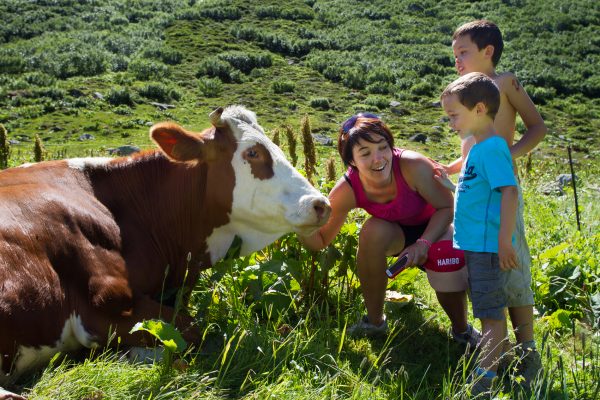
left=441, top=72, right=518, bottom=396
left=443, top=19, right=546, bottom=389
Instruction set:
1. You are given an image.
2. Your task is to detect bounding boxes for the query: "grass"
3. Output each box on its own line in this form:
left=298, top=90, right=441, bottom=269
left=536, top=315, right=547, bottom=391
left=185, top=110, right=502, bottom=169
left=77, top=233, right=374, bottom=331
left=1, top=0, right=599, bottom=398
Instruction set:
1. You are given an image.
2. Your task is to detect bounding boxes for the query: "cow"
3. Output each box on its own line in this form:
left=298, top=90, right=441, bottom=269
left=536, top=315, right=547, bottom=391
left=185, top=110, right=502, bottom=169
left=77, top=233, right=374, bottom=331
left=0, top=105, right=331, bottom=395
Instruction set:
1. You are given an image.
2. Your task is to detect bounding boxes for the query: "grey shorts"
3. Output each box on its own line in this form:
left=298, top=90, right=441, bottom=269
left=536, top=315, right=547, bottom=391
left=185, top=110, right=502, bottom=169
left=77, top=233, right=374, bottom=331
left=465, top=251, right=506, bottom=321
left=503, top=182, right=534, bottom=307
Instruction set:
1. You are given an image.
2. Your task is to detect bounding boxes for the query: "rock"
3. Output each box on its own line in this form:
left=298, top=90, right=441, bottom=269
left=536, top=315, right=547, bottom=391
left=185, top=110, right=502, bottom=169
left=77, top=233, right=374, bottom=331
left=431, top=101, right=441, bottom=108
left=541, top=173, right=578, bottom=196
left=389, top=101, right=401, bottom=108
left=78, top=134, right=95, bottom=141
left=9, top=139, right=20, bottom=145
left=108, top=145, right=141, bottom=156
left=409, top=133, right=427, bottom=144
left=439, top=116, right=449, bottom=123
left=92, top=92, right=104, bottom=100
left=150, top=102, right=175, bottom=111
left=312, top=133, right=333, bottom=146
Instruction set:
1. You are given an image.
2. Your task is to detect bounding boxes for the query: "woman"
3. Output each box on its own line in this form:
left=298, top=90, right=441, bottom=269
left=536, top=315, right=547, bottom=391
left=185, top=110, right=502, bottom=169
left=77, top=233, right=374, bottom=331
left=300, top=113, right=479, bottom=345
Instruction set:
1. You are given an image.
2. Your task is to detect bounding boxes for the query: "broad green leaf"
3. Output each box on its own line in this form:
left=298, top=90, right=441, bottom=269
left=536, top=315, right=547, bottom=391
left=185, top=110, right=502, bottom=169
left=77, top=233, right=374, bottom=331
left=130, top=319, right=187, bottom=353
left=539, top=242, right=569, bottom=260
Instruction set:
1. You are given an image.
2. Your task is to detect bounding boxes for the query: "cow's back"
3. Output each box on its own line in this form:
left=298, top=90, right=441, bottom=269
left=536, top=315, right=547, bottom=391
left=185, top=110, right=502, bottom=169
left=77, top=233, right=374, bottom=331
left=0, top=161, right=125, bottom=376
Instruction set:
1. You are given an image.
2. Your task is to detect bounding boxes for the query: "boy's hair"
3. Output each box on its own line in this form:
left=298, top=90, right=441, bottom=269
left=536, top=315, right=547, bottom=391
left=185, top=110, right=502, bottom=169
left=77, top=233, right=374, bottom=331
left=441, top=72, right=500, bottom=119
left=338, top=117, right=394, bottom=168
left=453, top=20, right=503, bottom=67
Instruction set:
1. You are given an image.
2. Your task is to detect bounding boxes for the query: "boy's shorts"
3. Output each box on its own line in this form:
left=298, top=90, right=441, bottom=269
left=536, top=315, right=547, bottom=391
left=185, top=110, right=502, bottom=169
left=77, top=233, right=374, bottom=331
left=465, top=251, right=507, bottom=321
left=502, top=182, right=535, bottom=307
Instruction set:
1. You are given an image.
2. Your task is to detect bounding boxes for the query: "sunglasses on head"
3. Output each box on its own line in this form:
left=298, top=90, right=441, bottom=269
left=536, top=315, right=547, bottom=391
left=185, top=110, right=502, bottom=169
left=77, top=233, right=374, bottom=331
left=341, top=113, right=380, bottom=134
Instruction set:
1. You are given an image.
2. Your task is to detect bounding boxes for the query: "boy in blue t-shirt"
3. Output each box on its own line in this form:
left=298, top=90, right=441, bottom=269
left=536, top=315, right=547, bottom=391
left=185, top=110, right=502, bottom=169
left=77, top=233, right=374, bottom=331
left=441, top=72, right=518, bottom=396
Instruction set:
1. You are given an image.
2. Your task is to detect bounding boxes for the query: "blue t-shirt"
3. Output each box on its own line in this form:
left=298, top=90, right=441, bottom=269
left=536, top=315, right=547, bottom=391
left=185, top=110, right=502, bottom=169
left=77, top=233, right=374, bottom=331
left=453, top=135, right=517, bottom=253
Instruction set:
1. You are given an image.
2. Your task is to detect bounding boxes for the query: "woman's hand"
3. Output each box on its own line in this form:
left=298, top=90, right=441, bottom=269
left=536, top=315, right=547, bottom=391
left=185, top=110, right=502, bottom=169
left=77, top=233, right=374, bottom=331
left=401, top=240, right=430, bottom=267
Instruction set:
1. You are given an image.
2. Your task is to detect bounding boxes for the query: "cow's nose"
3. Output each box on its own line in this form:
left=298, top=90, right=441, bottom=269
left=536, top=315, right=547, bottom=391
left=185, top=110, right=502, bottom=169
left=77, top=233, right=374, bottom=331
left=313, top=199, right=331, bottom=223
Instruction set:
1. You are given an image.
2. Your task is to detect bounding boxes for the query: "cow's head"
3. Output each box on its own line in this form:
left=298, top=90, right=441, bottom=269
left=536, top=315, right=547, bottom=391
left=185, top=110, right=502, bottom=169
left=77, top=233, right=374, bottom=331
left=151, top=105, right=331, bottom=263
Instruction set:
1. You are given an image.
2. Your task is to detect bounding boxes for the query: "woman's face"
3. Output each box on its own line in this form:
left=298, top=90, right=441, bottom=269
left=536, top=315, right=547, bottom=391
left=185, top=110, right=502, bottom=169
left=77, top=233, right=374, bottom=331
left=350, top=133, right=393, bottom=183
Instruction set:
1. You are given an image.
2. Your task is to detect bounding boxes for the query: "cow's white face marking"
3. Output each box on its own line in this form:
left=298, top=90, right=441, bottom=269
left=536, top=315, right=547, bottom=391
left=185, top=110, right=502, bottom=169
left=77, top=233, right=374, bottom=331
left=0, top=314, right=97, bottom=384
left=205, top=106, right=329, bottom=263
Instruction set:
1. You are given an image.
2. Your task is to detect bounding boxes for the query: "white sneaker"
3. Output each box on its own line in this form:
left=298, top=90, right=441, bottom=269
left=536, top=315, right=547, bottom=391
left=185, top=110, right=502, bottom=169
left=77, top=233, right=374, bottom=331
left=347, top=315, right=388, bottom=337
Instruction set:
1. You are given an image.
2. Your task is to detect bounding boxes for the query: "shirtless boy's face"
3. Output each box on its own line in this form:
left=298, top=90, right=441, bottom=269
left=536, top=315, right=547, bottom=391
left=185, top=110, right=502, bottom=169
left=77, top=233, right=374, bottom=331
left=452, top=34, right=490, bottom=76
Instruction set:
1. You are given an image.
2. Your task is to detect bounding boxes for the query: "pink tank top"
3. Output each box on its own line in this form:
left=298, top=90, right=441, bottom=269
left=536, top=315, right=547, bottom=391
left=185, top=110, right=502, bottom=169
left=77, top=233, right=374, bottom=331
left=346, top=148, right=436, bottom=225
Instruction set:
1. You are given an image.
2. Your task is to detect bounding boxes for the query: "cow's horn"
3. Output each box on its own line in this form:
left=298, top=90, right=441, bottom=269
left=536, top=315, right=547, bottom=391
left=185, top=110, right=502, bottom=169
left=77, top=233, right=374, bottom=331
left=209, top=107, right=225, bottom=127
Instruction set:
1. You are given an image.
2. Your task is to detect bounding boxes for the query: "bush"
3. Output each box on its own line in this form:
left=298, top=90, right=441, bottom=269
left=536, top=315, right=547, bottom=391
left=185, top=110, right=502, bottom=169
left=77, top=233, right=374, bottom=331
left=272, top=80, right=295, bottom=94
left=200, top=7, right=242, bottom=21
left=107, top=87, right=134, bottom=106
left=364, top=95, right=389, bottom=110
left=142, top=46, right=183, bottom=65
left=37, top=42, right=109, bottom=79
left=198, top=77, right=222, bottom=98
left=196, top=57, right=233, bottom=82
left=529, top=86, right=556, bottom=105
left=128, top=59, right=170, bottom=81
left=309, top=97, right=330, bottom=110
left=0, top=52, right=26, bottom=74
left=218, top=51, right=272, bottom=74
left=410, top=80, right=436, bottom=96
left=138, top=83, right=178, bottom=102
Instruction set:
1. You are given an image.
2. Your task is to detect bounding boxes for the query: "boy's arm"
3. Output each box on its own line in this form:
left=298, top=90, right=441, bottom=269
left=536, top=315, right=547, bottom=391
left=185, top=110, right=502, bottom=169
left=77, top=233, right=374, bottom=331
left=498, top=185, right=518, bottom=271
left=503, top=73, right=547, bottom=159
left=442, top=135, right=476, bottom=175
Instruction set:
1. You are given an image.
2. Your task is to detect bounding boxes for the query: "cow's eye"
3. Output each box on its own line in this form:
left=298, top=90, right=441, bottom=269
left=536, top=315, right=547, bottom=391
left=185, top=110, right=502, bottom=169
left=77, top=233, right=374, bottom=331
left=246, top=149, right=258, bottom=159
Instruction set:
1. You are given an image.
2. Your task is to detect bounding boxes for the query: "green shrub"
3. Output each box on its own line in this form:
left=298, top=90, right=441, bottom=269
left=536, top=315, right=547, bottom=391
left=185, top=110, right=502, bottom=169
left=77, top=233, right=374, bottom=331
left=196, top=57, right=233, bottom=82
left=107, top=87, right=134, bottom=106
left=218, top=51, right=272, bottom=74
left=272, top=80, right=295, bottom=94
left=0, top=52, right=27, bottom=74
left=529, top=86, right=556, bottom=105
left=142, top=45, right=183, bottom=65
left=34, top=39, right=109, bottom=79
left=128, top=59, right=170, bottom=81
left=200, top=7, right=242, bottom=21
left=23, top=72, right=55, bottom=87
left=309, top=97, right=330, bottom=110
left=138, top=83, right=178, bottom=102
left=410, top=80, right=436, bottom=96
left=364, top=95, right=389, bottom=110
left=198, top=77, right=223, bottom=98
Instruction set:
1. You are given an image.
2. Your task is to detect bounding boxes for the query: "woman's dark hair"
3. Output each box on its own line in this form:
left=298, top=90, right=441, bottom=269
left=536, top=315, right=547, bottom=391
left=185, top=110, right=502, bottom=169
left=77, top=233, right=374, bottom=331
left=337, top=117, right=394, bottom=168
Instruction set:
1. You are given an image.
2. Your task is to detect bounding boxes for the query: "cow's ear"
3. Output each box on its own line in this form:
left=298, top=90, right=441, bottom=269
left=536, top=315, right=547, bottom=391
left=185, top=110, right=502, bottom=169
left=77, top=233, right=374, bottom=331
left=150, top=123, right=203, bottom=162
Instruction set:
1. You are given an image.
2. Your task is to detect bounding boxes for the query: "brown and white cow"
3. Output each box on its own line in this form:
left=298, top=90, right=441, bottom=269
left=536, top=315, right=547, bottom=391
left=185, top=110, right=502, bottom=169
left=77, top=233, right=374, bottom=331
left=0, top=105, right=331, bottom=390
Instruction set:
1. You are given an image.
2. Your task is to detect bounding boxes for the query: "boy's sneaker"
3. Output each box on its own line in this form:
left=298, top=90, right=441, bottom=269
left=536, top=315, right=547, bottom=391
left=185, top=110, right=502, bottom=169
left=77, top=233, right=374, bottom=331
left=451, top=323, right=482, bottom=349
left=515, top=348, right=543, bottom=390
left=467, top=371, right=496, bottom=399
left=347, top=315, right=388, bottom=337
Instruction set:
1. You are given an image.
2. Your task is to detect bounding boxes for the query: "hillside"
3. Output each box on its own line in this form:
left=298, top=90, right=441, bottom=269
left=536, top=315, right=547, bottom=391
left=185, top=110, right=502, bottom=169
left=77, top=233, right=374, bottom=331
left=1, top=1, right=599, bottom=399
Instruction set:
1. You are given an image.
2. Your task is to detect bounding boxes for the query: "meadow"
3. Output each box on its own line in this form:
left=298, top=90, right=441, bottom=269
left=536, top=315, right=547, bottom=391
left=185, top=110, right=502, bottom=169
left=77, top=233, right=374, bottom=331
left=1, top=0, right=599, bottom=398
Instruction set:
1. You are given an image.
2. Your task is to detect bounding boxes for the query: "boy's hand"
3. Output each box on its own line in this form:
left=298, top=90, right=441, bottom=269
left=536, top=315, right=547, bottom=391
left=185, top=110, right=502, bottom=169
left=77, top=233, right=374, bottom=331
left=429, top=159, right=456, bottom=191
left=498, top=240, right=518, bottom=271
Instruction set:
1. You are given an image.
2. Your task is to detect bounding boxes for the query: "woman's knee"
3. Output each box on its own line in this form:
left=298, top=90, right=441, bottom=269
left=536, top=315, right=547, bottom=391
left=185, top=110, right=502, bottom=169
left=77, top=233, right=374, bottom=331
left=359, top=218, right=404, bottom=252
